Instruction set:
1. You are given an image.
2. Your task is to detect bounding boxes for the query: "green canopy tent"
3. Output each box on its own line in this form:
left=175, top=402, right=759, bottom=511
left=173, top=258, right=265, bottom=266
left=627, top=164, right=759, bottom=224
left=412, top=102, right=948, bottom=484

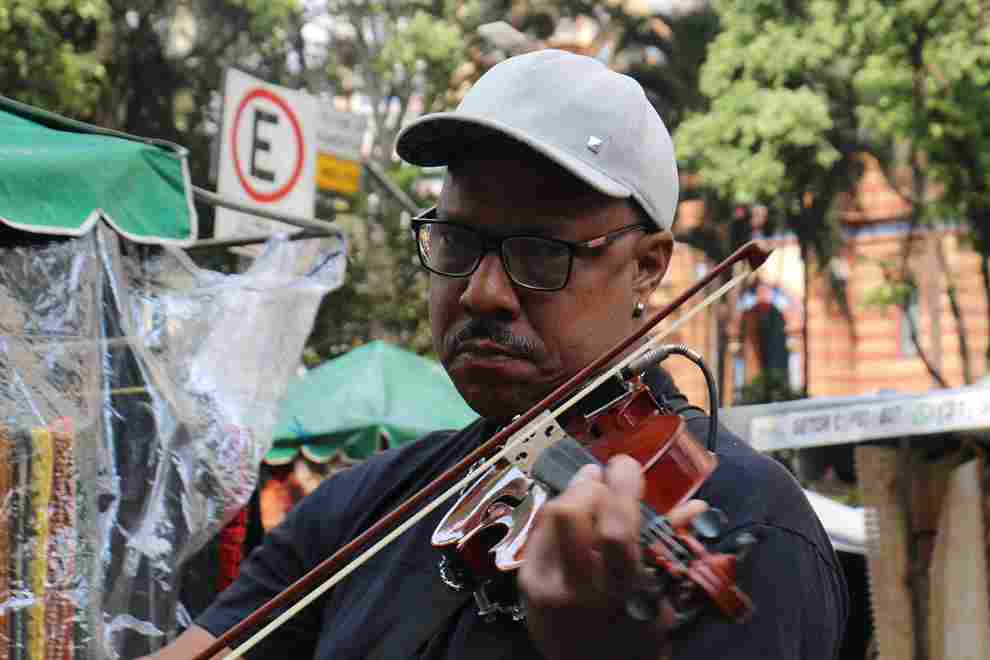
left=268, top=340, right=479, bottom=463
left=0, top=96, right=350, bottom=658
left=0, top=95, right=197, bottom=244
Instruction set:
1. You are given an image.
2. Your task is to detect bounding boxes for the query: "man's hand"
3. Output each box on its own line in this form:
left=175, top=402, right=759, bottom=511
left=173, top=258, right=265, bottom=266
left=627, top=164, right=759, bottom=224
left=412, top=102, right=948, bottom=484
left=518, top=455, right=707, bottom=660
left=136, top=625, right=229, bottom=660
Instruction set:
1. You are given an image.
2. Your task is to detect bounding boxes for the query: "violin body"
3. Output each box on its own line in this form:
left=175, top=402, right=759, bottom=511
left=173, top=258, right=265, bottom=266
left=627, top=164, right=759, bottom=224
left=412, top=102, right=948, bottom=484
left=433, top=381, right=714, bottom=567
left=432, top=378, right=754, bottom=624
left=566, top=383, right=717, bottom=515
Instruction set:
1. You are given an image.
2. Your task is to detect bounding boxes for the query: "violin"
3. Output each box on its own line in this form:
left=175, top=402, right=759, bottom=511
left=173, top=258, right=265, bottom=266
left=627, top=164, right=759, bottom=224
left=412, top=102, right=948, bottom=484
left=432, top=345, right=754, bottom=625
left=194, top=241, right=771, bottom=660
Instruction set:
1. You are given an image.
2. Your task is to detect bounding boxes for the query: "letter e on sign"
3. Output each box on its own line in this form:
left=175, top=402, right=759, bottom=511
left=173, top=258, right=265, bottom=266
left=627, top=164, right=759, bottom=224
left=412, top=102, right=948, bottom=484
left=232, top=88, right=305, bottom=203
left=215, top=68, right=317, bottom=248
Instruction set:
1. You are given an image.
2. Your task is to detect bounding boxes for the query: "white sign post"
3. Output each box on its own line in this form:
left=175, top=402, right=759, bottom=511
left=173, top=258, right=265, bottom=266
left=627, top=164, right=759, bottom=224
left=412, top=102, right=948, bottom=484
left=215, top=69, right=318, bottom=249
left=316, top=106, right=367, bottom=161
left=314, top=106, right=368, bottom=196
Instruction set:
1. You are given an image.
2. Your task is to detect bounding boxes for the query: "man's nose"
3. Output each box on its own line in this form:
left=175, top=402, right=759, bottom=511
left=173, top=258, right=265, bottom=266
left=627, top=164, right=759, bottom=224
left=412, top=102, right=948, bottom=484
left=459, top=252, right=521, bottom=319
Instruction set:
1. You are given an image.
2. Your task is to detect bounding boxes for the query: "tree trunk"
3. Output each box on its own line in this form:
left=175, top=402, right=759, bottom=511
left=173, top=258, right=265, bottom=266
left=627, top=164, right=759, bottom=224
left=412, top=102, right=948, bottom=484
left=983, top=254, right=990, bottom=365
left=907, top=27, right=932, bottom=660
left=933, top=236, right=972, bottom=384
left=901, top=26, right=946, bottom=393
left=800, top=243, right=811, bottom=394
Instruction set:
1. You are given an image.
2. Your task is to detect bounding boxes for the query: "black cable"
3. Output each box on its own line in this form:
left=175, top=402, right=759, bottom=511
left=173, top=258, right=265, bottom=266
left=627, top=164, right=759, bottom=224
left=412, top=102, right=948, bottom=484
left=622, top=345, right=719, bottom=453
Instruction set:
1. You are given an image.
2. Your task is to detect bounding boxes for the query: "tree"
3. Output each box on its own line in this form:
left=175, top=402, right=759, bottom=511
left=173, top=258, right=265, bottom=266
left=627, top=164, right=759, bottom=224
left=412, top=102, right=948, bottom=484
left=673, top=0, right=990, bottom=391
left=300, top=1, right=491, bottom=360
left=675, top=0, right=871, bottom=395
left=97, top=0, right=302, bottom=204
left=0, top=0, right=109, bottom=117
left=851, top=0, right=990, bottom=382
left=312, top=0, right=475, bottom=168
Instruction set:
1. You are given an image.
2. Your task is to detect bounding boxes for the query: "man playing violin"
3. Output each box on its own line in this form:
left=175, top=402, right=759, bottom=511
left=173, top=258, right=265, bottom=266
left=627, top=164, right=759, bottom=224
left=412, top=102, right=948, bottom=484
left=150, top=49, right=847, bottom=660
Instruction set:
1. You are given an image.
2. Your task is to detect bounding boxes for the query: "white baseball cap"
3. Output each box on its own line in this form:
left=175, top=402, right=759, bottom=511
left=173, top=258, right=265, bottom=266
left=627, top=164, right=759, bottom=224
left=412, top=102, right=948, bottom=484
left=396, top=49, right=679, bottom=230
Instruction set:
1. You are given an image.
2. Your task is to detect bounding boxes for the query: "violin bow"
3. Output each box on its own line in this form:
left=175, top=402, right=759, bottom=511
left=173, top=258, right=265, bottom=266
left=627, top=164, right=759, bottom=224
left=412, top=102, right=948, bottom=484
left=194, top=240, right=771, bottom=660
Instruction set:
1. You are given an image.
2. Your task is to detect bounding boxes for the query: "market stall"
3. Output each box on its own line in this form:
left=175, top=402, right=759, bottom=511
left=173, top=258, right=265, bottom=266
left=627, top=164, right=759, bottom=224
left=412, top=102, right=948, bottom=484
left=0, top=96, right=346, bottom=659
left=258, top=341, right=477, bottom=530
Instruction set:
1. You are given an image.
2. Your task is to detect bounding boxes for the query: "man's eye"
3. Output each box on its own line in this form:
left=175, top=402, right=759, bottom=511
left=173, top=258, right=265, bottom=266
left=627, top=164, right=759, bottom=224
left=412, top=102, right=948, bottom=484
left=512, top=239, right=563, bottom=259
left=437, top=231, right=466, bottom=248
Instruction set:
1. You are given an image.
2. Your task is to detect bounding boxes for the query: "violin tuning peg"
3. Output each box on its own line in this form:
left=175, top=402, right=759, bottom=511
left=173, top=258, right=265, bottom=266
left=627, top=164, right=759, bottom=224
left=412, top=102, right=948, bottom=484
left=691, top=507, right=728, bottom=540
left=726, top=532, right=758, bottom=561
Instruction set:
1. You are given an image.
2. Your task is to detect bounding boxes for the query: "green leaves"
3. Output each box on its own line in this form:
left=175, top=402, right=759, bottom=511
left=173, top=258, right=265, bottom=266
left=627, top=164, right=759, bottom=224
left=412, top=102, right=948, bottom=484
left=0, top=0, right=109, bottom=117
left=678, top=21, right=841, bottom=207
left=380, top=10, right=463, bottom=69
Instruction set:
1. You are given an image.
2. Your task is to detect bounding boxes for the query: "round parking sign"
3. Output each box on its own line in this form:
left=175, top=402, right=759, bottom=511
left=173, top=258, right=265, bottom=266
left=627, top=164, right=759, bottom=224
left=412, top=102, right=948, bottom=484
left=231, top=88, right=305, bottom=203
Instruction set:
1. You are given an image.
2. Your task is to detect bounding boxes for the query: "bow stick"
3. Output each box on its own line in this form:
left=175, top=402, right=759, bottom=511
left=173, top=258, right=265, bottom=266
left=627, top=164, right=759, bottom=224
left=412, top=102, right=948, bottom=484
left=194, top=240, right=770, bottom=660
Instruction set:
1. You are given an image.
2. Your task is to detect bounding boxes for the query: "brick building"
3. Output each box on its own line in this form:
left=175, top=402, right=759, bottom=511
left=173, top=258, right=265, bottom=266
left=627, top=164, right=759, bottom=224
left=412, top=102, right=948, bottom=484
left=656, top=155, right=989, bottom=407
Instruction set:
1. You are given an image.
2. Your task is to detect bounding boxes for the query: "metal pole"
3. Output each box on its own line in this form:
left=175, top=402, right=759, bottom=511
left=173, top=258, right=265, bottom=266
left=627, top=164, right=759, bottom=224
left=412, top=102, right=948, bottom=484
left=363, top=162, right=420, bottom=216
left=192, top=186, right=343, bottom=235
left=185, top=229, right=338, bottom=251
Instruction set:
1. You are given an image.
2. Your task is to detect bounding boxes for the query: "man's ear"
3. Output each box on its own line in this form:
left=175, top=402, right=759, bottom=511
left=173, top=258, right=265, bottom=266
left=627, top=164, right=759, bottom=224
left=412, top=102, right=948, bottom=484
left=632, top=231, right=673, bottom=299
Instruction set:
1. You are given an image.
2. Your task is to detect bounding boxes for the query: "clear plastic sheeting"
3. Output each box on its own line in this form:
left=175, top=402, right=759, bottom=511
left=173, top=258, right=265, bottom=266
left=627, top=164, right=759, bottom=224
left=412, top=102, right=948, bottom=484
left=0, top=226, right=345, bottom=659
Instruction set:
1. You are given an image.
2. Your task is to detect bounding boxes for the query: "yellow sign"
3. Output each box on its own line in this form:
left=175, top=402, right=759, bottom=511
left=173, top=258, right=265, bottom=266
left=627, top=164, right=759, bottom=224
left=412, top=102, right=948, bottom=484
left=316, top=153, right=362, bottom=195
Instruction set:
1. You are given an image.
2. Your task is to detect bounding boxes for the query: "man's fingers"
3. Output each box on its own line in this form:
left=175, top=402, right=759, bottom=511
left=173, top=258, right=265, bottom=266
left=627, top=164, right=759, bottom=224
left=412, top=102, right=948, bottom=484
left=602, top=455, right=644, bottom=500
left=548, top=478, right=607, bottom=577
left=596, top=456, right=643, bottom=596
left=570, top=462, right=603, bottom=486
left=666, top=498, right=709, bottom=528
left=520, top=476, right=607, bottom=607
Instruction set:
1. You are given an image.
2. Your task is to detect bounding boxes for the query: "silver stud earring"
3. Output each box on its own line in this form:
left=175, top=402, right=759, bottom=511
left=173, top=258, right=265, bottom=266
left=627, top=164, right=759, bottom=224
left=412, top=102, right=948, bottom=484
left=632, top=301, right=645, bottom=318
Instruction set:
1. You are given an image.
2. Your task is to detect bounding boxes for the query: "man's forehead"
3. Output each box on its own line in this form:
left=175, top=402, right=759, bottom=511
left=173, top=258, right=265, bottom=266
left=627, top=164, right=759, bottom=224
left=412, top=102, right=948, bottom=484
left=440, top=159, right=623, bottom=230
left=447, top=141, right=592, bottom=194
left=439, top=190, right=615, bottom=238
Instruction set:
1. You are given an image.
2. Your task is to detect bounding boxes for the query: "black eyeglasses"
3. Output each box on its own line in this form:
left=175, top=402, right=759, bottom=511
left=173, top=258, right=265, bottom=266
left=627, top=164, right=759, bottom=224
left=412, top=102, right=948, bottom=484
left=410, top=207, right=648, bottom=291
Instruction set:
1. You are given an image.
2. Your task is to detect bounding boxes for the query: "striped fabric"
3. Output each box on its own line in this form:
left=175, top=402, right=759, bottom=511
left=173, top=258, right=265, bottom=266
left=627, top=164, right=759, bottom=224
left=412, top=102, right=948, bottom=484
left=45, top=421, right=76, bottom=660
left=0, top=424, right=77, bottom=660
left=0, top=425, right=10, bottom=660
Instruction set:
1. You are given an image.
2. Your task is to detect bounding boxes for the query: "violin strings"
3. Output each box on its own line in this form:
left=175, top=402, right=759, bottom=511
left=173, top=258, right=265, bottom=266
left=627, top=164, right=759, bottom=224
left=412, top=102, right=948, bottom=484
left=226, top=269, right=756, bottom=659
left=554, top=271, right=750, bottom=422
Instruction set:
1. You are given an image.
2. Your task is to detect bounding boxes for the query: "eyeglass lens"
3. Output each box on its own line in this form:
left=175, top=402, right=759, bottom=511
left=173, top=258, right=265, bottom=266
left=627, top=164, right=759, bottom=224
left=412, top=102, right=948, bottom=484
left=502, top=236, right=570, bottom=289
left=419, top=223, right=480, bottom=276
left=418, top=223, right=571, bottom=290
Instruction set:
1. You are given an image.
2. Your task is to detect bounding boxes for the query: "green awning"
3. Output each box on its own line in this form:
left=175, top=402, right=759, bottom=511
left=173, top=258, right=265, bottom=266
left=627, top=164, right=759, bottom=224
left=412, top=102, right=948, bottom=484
left=0, top=96, right=196, bottom=244
left=269, top=340, right=479, bottom=462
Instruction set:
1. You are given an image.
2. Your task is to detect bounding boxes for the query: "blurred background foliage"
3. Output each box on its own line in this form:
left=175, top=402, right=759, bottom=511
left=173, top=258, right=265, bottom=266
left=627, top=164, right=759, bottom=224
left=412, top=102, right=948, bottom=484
left=2, top=0, right=987, bottom=388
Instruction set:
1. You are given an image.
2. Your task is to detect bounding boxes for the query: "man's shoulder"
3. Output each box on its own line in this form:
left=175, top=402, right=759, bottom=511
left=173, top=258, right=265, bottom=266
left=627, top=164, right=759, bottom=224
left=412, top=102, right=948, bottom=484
left=694, top=420, right=834, bottom=552
left=680, top=421, right=849, bottom=659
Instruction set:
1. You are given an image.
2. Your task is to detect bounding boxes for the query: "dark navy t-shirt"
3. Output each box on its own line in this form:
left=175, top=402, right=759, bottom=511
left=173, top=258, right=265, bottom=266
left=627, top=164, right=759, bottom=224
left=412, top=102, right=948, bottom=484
left=198, top=382, right=848, bottom=659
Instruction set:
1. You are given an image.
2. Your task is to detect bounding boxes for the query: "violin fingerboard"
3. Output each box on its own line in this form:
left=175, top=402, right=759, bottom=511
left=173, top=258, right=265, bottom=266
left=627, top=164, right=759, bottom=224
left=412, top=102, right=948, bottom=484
left=531, top=436, right=602, bottom=495
left=533, top=438, right=672, bottom=550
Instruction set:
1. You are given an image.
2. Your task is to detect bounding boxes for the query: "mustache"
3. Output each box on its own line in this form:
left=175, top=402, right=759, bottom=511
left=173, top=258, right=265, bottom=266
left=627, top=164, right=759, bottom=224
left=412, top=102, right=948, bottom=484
left=445, top=318, right=536, bottom=358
